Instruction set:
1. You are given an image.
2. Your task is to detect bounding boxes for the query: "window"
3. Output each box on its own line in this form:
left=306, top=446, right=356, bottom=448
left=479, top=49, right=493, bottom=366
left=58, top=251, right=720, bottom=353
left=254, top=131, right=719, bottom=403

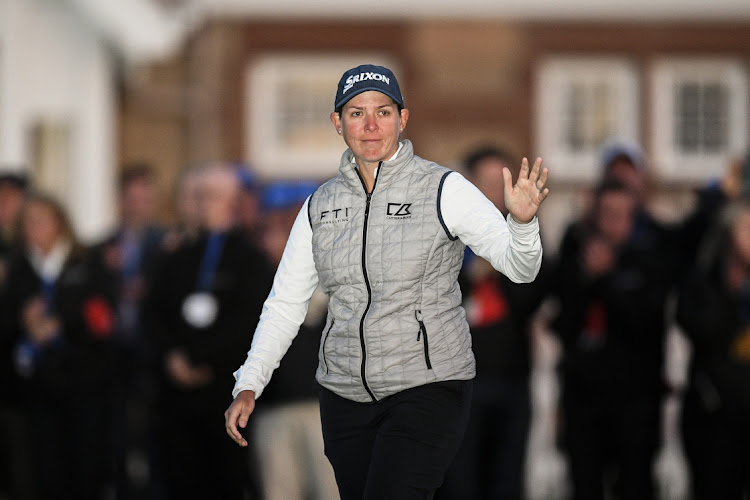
left=651, top=58, right=747, bottom=180
left=535, top=57, right=639, bottom=181
left=675, top=82, right=727, bottom=153
left=245, top=54, right=398, bottom=180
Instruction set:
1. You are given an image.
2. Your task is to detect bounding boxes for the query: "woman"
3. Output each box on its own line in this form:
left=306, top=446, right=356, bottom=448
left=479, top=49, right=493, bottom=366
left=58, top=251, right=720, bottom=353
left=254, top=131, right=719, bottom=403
left=225, top=64, right=549, bottom=499
left=3, top=193, right=116, bottom=499
left=677, top=200, right=750, bottom=500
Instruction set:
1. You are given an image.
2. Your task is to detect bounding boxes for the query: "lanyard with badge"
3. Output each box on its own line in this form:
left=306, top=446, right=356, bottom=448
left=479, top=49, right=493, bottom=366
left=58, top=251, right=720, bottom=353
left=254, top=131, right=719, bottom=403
left=182, top=232, right=226, bottom=328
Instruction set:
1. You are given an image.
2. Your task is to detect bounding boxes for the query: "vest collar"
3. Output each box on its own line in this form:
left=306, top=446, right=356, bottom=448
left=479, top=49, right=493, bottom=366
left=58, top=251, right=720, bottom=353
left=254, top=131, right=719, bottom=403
left=338, top=140, right=415, bottom=192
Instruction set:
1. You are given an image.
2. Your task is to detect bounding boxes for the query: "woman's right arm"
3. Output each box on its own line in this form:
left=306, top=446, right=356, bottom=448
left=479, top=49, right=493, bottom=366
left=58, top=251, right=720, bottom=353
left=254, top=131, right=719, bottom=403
left=231, top=197, right=319, bottom=400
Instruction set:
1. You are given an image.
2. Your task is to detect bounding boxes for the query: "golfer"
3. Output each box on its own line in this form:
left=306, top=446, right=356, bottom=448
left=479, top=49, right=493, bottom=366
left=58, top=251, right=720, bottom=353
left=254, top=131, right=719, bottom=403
left=225, top=63, right=549, bottom=499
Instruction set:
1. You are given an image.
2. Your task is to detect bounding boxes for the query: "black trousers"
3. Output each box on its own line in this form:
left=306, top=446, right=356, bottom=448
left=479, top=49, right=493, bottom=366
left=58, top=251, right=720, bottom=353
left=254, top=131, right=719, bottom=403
left=318, top=380, right=472, bottom=500
left=437, top=377, right=531, bottom=500
left=561, top=393, right=660, bottom=500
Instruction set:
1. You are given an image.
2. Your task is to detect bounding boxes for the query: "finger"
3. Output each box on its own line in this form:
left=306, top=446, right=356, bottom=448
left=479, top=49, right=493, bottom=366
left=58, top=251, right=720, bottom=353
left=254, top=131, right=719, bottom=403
left=225, top=405, right=248, bottom=447
left=536, top=167, right=549, bottom=190
left=502, top=167, right=514, bottom=199
left=238, top=401, right=252, bottom=430
left=519, top=157, right=529, bottom=180
left=538, top=187, right=550, bottom=203
left=529, top=157, right=543, bottom=183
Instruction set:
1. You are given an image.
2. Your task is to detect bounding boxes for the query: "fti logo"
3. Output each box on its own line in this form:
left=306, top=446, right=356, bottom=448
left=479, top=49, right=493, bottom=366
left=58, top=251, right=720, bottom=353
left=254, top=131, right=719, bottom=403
left=386, top=203, right=412, bottom=219
left=320, top=207, right=350, bottom=224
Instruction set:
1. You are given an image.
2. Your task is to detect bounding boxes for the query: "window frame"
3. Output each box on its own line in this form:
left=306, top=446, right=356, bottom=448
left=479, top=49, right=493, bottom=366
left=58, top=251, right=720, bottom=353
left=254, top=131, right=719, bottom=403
left=535, top=56, right=640, bottom=181
left=245, top=54, right=398, bottom=180
left=650, top=57, right=748, bottom=181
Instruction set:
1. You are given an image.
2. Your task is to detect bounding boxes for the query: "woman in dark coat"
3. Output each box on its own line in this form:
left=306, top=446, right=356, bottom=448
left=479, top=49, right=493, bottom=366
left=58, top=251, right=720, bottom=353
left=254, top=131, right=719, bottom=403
left=677, top=199, right=750, bottom=500
left=2, top=193, right=116, bottom=499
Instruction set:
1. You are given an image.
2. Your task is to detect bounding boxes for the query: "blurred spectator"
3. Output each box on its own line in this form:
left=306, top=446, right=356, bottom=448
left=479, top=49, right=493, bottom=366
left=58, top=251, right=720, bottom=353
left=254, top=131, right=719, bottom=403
left=599, top=140, right=731, bottom=278
left=2, top=192, right=116, bottom=499
left=551, top=142, right=737, bottom=500
left=438, top=146, right=550, bottom=500
left=0, top=171, right=28, bottom=287
left=145, top=163, right=273, bottom=499
left=677, top=197, right=750, bottom=500
left=0, top=170, right=31, bottom=500
left=236, top=163, right=264, bottom=244
left=552, top=180, right=673, bottom=500
left=161, top=164, right=204, bottom=253
left=90, top=163, right=165, bottom=498
left=251, top=180, right=339, bottom=500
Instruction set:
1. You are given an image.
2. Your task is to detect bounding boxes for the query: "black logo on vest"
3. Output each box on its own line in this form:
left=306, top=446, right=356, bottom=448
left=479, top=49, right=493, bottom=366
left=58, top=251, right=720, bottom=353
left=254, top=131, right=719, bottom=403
left=386, top=203, right=412, bottom=219
left=320, top=207, right=350, bottom=224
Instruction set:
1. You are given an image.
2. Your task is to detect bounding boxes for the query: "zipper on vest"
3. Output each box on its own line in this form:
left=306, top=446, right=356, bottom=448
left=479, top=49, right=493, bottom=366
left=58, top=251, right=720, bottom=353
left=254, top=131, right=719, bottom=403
left=415, top=310, right=433, bottom=370
left=355, top=164, right=380, bottom=402
left=321, top=318, right=335, bottom=374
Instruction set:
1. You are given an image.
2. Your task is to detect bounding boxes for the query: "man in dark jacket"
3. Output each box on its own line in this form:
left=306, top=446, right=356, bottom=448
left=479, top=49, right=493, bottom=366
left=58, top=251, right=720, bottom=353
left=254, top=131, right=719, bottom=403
left=553, top=180, right=673, bottom=500
left=0, top=170, right=31, bottom=500
left=90, top=163, right=165, bottom=497
left=146, top=163, right=273, bottom=500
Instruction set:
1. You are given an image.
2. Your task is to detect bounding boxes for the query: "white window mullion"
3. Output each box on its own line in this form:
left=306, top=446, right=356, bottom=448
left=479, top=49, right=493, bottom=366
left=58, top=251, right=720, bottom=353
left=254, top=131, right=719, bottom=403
left=651, top=58, right=748, bottom=181
left=535, top=57, right=640, bottom=181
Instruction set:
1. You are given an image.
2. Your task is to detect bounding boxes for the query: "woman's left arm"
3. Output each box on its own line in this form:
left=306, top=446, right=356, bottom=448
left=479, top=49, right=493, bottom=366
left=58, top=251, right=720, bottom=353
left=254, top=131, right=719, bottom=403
left=440, top=166, right=546, bottom=283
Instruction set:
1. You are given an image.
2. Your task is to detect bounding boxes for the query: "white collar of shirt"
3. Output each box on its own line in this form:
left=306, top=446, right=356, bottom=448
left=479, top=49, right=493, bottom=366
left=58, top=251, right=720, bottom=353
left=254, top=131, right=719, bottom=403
left=29, top=240, right=72, bottom=282
left=352, top=142, right=403, bottom=179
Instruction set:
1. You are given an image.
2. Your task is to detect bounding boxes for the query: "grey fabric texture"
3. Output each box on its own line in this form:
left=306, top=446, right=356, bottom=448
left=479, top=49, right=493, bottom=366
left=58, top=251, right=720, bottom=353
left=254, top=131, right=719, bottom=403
left=309, top=140, right=475, bottom=402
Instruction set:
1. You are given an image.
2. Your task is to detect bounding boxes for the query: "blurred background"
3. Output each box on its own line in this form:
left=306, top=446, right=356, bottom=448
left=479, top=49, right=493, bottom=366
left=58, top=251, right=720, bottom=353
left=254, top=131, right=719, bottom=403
left=1, top=0, right=749, bottom=499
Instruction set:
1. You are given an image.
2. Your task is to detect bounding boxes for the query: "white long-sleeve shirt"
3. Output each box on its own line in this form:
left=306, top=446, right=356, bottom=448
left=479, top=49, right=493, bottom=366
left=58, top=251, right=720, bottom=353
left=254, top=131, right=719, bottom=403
left=232, top=171, right=542, bottom=398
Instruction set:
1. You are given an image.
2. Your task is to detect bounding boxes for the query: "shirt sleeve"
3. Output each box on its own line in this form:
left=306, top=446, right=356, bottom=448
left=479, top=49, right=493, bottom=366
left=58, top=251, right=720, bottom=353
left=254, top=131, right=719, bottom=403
left=231, top=197, right=319, bottom=399
left=440, top=172, right=542, bottom=283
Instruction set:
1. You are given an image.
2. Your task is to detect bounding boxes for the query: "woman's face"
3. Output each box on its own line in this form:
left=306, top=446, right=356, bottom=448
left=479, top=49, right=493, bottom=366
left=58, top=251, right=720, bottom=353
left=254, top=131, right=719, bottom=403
left=23, top=202, right=62, bottom=254
left=331, top=91, right=409, bottom=168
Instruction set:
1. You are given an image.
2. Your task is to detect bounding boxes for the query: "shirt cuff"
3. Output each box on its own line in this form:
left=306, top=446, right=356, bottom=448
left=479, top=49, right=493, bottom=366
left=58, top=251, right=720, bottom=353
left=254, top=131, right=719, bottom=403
left=506, top=214, right=539, bottom=236
left=231, top=369, right=263, bottom=399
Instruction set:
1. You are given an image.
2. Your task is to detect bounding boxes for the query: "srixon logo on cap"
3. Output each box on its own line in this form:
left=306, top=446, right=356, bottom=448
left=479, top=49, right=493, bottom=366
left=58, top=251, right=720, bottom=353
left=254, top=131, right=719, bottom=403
left=342, top=72, right=391, bottom=94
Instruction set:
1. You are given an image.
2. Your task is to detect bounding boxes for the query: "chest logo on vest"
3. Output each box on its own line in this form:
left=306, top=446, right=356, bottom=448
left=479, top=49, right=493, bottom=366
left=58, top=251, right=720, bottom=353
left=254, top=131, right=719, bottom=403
left=386, top=203, right=412, bottom=219
left=320, top=207, right=351, bottom=224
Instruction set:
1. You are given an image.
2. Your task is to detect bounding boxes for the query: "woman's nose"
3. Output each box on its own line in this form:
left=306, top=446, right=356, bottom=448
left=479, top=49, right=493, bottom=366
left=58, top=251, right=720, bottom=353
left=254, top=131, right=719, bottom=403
left=364, top=114, right=378, bottom=132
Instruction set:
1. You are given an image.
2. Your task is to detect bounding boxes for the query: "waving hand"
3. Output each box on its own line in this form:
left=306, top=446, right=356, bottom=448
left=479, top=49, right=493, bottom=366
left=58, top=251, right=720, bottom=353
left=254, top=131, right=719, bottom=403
left=503, top=157, right=549, bottom=224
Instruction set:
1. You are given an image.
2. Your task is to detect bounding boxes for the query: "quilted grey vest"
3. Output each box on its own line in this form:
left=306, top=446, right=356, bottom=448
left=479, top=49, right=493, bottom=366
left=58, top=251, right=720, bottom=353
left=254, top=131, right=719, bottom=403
left=308, top=140, right=475, bottom=403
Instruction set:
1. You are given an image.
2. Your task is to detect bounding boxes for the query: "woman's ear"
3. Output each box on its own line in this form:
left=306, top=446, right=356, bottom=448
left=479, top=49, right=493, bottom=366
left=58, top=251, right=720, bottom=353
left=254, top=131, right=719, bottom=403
left=330, top=111, right=342, bottom=135
left=398, top=108, right=410, bottom=132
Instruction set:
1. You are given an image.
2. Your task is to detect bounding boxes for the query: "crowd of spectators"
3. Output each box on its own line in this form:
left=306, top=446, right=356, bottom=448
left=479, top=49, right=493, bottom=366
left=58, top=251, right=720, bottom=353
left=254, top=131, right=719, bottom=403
left=0, top=142, right=748, bottom=499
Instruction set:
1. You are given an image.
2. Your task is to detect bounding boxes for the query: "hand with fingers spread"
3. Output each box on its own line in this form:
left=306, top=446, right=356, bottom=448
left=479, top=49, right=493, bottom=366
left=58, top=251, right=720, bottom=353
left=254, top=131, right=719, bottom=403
left=224, top=390, right=256, bottom=447
left=503, top=157, right=549, bottom=224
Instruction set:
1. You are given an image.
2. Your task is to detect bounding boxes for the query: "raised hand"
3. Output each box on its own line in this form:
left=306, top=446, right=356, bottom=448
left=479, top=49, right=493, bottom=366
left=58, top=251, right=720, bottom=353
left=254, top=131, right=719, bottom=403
left=503, top=157, right=549, bottom=224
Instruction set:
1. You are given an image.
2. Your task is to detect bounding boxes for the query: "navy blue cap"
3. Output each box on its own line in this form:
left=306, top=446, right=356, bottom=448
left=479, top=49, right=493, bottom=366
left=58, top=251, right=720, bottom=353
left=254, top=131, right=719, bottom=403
left=600, top=141, right=645, bottom=171
left=334, top=64, right=404, bottom=112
